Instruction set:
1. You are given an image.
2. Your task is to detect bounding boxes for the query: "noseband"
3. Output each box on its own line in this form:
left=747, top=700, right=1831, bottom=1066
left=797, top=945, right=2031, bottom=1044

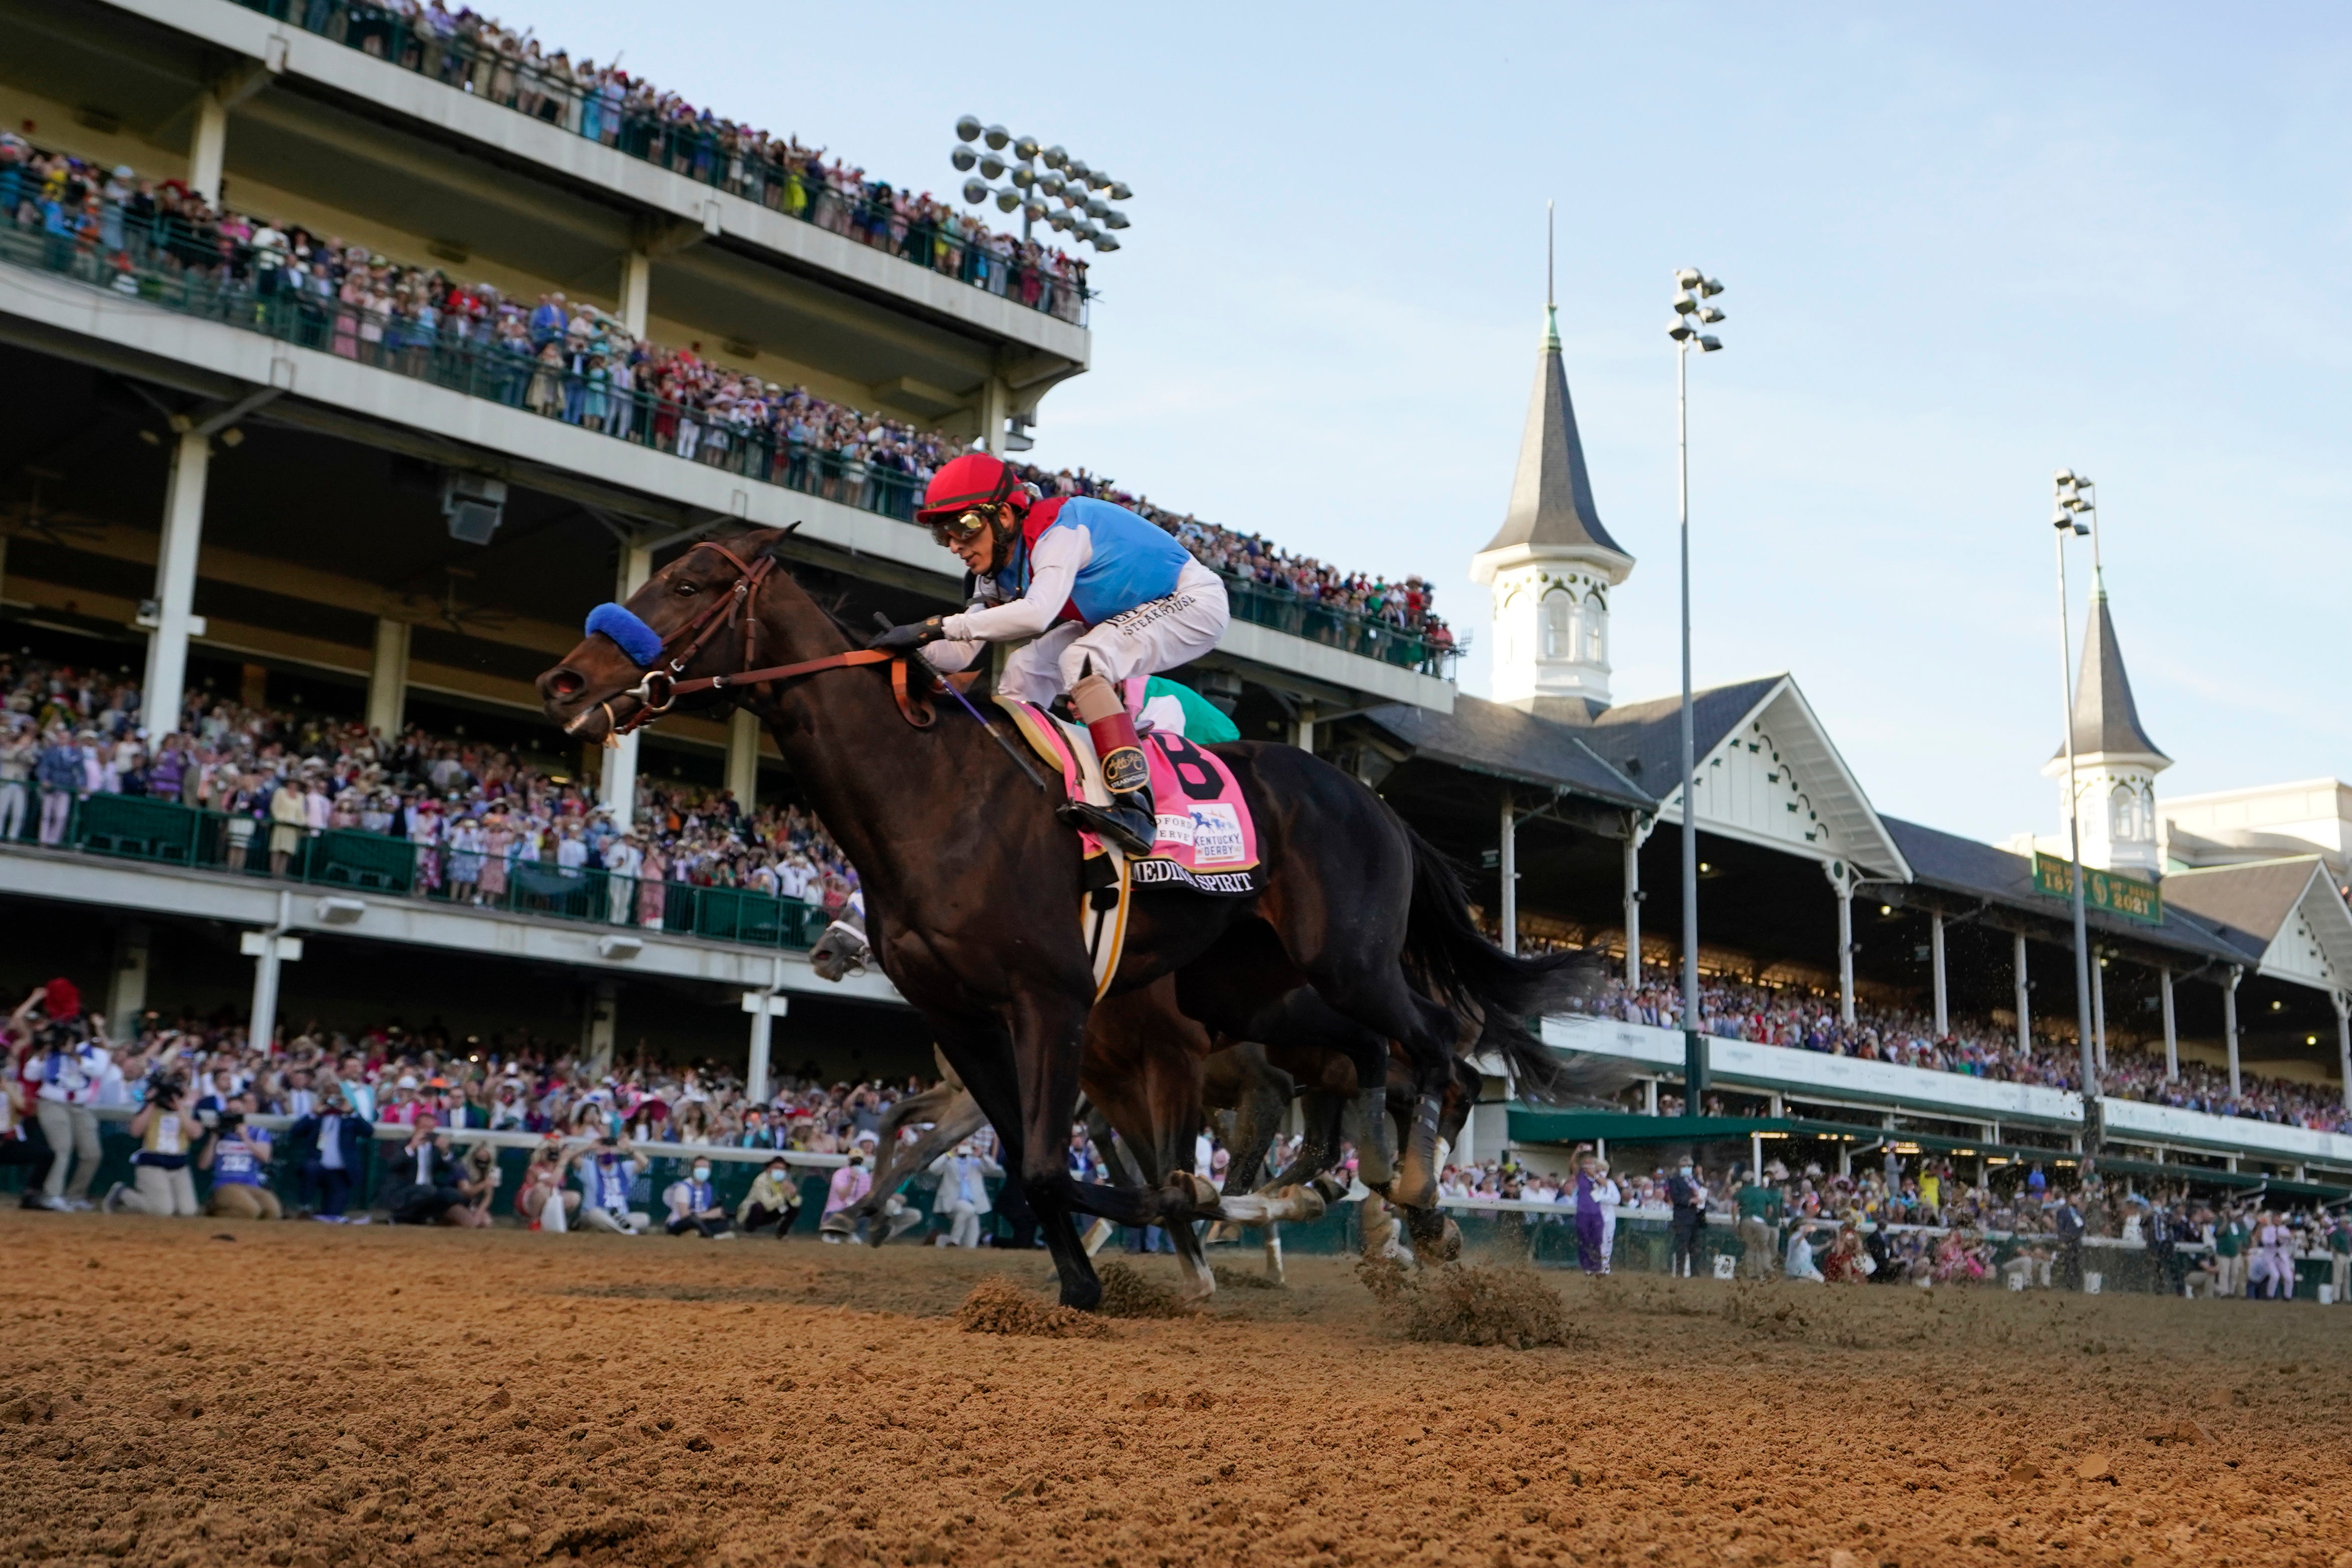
left=588, top=540, right=941, bottom=739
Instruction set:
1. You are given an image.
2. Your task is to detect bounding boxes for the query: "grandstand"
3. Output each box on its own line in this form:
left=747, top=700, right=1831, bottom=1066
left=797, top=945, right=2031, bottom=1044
left=2, top=0, right=2347, bottom=1211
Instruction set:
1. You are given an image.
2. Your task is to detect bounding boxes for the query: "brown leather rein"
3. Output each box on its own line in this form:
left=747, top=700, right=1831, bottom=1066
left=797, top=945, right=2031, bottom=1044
left=596, top=541, right=945, bottom=738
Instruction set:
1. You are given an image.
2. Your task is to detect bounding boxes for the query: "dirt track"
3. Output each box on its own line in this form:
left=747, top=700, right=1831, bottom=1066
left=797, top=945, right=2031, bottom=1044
left=4, top=1211, right=2351, bottom=1568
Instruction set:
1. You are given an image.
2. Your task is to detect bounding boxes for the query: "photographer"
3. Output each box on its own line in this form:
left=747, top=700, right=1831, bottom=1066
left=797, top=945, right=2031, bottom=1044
left=104, top=1071, right=203, bottom=1217
left=384, top=1122, right=484, bottom=1226
left=0, top=1035, right=59, bottom=1209
left=288, top=1088, right=372, bottom=1220
left=576, top=1134, right=651, bottom=1234
left=199, top=1093, right=281, bottom=1220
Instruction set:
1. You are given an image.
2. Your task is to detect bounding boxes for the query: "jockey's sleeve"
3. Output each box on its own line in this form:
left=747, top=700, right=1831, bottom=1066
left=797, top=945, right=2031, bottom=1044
left=920, top=634, right=983, bottom=673
left=942, top=524, right=1089, bottom=641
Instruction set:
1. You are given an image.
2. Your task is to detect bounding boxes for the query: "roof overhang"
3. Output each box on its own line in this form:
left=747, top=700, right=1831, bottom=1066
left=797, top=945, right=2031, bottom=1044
left=1468, top=539, right=1635, bottom=587
left=1654, top=677, right=1912, bottom=881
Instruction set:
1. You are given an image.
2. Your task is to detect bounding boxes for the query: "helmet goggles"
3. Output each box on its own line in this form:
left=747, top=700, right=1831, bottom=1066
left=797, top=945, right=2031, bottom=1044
left=929, top=506, right=1000, bottom=549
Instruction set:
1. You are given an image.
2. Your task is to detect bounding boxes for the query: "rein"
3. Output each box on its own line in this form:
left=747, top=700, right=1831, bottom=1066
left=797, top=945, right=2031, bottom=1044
left=599, top=541, right=944, bottom=736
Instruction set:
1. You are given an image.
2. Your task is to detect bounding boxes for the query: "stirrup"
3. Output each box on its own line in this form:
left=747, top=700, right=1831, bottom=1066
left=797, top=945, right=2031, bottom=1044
left=1057, top=798, right=1155, bottom=858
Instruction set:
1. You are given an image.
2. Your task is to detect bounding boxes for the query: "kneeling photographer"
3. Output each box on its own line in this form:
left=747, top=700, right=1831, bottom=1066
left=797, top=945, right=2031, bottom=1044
left=200, top=1093, right=281, bottom=1220
left=104, top=1069, right=204, bottom=1217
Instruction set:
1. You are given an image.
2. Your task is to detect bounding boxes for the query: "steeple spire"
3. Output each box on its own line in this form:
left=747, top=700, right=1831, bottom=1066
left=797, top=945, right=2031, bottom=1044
left=1471, top=208, right=1635, bottom=718
left=2063, top=576, right=2170, bottom=764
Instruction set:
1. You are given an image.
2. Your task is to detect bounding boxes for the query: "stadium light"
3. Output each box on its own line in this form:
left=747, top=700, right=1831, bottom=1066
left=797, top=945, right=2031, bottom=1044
left=2050, top=468, right=2101, bottom=1116
left=951, top=116, right=1133, bottom=252
left=1669, top=267, right=1728, bottom=1116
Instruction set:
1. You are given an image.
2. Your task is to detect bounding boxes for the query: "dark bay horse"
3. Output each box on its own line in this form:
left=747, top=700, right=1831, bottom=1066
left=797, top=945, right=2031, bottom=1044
left=537, top=527, right=1587, bottom=1308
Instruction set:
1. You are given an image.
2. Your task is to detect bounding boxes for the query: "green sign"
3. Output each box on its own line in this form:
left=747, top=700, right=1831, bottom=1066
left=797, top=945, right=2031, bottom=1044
left=2033, top=853, right=2163, bottom=926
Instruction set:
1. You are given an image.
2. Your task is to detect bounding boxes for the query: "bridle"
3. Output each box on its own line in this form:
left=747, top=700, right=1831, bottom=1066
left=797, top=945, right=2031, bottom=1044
left=592, top=540, right=945, bottom=739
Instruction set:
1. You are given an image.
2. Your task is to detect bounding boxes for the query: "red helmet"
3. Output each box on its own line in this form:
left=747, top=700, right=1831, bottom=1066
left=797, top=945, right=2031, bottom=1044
left=916, top=451, right=1029, bottom=527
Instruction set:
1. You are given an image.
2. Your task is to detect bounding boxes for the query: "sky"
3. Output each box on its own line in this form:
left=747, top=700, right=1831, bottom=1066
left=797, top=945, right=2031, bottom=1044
left=494, top=0, right=2348, bottom=844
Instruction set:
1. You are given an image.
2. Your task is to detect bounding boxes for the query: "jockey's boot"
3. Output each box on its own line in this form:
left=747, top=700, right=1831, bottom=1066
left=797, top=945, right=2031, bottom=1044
left=1060, top=672, right=1158, bottom=858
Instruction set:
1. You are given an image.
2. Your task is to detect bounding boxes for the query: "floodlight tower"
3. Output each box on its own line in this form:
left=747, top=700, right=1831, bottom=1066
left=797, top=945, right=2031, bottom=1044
left=951, top=114, right=1133, bottom=252
left=1667, top=269, right=1725, bottom=1117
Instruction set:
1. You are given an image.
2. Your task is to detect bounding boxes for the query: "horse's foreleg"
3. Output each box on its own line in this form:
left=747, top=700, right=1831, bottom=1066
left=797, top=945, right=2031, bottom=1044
left=1005, top=982, right=1105, bottom=1311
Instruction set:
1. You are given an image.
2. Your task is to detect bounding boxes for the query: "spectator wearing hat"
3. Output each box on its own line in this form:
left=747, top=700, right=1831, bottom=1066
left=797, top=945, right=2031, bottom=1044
left=17, top=980, right=107, bottom=1208
left=267, top=770, right=306, bottom=875
left=737, top=1153, right=800, bottom=1237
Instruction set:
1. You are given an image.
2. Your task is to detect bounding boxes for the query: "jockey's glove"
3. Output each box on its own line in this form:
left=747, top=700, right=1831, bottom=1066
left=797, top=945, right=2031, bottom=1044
left=868, top=617, right=947, bottom=653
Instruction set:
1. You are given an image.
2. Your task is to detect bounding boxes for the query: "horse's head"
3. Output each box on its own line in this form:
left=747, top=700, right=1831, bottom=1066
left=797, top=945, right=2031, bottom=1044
left=538, top=529, right=812, bottom=743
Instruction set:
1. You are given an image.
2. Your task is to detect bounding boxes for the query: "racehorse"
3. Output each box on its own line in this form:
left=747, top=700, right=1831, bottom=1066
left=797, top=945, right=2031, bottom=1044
left=538, top=527, right=1590, bottom=1309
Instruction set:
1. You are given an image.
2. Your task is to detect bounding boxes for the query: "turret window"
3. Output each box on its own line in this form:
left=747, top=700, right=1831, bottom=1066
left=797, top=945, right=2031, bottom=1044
left=1541, top=594, right=1573, bottom=660
left=2109, top=781, right=2147, bottom=843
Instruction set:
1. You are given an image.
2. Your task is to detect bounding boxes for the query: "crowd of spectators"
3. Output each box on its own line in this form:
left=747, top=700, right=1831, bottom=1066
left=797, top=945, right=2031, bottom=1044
left=0, top=135, right=1456, bottom=659
left=241, top=0, right=1091, bottom=318
left=1564, top=969, right=2352, bottom=1135
left=0, top=654, right=864, bottom=922
left=1440, top=1141, right=2352, bottom=1300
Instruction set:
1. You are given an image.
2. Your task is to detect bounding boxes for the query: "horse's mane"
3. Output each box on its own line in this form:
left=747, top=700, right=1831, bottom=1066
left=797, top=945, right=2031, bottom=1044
left=717, top=523, right=870, bottom=647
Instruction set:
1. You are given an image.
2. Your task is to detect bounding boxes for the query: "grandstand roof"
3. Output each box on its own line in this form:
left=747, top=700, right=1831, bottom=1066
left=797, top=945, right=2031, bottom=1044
left=2057, top=579, right=2170, bottom=765
left=2163, top=857, right=2352, bottom=989
left=1474, top=305, right=1629, bottom=568
left=1881, top=816, right=2249, bottom=966
left=1358, top=692, right=1650, bottom=805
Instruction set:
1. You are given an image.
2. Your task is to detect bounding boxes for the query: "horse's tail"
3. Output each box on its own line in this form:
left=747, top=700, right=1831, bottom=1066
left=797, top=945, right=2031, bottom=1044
left=1397, top=819, right=1631, bottom=1106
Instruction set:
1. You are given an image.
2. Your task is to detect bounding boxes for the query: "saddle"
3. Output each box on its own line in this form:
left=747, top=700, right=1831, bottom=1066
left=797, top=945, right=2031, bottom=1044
left=995, top=696, right=1262, bottom=999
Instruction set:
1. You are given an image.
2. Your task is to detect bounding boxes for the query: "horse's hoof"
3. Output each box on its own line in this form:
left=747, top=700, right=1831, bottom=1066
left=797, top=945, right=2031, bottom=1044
left=1203, top=1221, right=1240, bottom=1246
left=1276, top=1184, right=1327, bottom=1223
left=1175, top=1171, right=1220, bottom=1210
left=1309, top=1173, right=1350, bottom=1204
left=1060, top=1279, right=1104, bottom=1313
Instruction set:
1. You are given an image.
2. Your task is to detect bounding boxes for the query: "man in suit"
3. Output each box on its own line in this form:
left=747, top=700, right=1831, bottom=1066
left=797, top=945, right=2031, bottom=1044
left=288, top=1088, right=374, bottom=1220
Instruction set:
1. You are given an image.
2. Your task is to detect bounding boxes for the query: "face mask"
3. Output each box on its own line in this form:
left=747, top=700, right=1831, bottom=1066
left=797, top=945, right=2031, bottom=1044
left=1679, top=1165, right=1693, bottom=1177
left=692, top=1166, right=711, bottom=1182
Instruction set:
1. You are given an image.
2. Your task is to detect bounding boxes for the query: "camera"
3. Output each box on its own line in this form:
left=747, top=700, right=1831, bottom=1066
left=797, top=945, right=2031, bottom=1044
left=217, top=1111, right=245, bottom=1134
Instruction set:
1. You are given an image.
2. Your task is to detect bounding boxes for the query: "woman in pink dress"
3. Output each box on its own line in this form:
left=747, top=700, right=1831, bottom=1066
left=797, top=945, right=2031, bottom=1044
left=637, top=845, right=667, bottom=930
left=477, top=809, right=513, bottom=902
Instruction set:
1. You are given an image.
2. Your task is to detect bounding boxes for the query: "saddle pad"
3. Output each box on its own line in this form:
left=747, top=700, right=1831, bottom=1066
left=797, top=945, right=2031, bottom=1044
left=996, top=692, right=1261, bottom=890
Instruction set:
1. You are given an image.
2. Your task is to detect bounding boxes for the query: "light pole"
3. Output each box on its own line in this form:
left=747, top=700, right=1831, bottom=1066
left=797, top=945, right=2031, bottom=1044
left=2052, top=470, right=2101, bottom=1124
left=951, top=115, right=1132, bottom=253
left=1669, top=270, right=1725, bottom=1117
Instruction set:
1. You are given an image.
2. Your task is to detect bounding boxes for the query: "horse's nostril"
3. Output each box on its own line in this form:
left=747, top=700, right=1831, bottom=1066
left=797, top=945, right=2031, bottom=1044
left=549, top=669, right=585, bottom=698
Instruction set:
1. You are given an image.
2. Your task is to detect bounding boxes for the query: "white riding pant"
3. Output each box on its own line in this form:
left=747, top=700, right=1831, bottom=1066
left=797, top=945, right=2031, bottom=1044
left=998, top=562, right=1229, bottom=707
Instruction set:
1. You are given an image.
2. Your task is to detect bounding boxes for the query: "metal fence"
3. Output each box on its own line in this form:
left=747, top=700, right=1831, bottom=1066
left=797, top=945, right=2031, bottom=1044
left=19, top=791, right=827, bottom=952
left=220, top=0, right=1088, bottom=323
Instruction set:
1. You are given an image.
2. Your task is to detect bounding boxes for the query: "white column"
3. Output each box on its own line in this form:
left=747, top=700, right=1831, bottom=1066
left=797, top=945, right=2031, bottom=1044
left=188, top=91, right=229, bottom=204
left=109, top=923, right=150, bottom=1029
left=1825, top=863, right=1855, bottom=1027
left=2335, top=992, right=2351, bottom=1113
left=2222, top=967, right=2242, bottom=1098
left=1929, top=911, right=1948, bottom=1039
left=2091, top=950, right=2108, bottom=1071
left=2013, top=932, right=2031, bottom=1054
left=244, top=892, right=295, bottom=1052
left=141, top=431, right=210, bottom=738
left=2160, top=966, right=2178, bottom=1081
left=599, top=541, right=654, bottom=830
left=619, top=250, right=653, bottom=338
left=977, top=376, right=1011, bottom=457
left=367, top=617, right=411, bottom=739
left=583, top=981, right=617, bottom=1074
left=1622, top=829, right=1643, bottom=989
left=1292, top=703, right=1317, bottom=753
left=1497, top=794, right=1517, bottom=956
left=726, top=708, right=761, bottom=811
left=743, top=984, right=787, bottom=1104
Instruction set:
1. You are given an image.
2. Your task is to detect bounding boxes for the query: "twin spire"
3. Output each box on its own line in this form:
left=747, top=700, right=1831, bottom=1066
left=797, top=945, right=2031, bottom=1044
left=1477, top=202, right=1629, bottom=565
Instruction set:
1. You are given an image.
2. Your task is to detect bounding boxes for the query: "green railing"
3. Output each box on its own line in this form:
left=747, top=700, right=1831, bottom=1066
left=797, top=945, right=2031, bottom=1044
left=33, top=793, right=825, bottom=952
left=0, top=210, right=1454, bottom=677
left=222, top=0, right=1088, bottom=324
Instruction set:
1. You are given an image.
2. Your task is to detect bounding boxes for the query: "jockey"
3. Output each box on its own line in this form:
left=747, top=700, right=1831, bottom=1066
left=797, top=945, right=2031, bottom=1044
left=870, top=451, right=1229, bottom=856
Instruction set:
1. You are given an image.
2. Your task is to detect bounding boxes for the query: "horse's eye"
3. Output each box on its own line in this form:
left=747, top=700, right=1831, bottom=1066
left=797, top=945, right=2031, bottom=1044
left=675, top=582, right=698, bottom=596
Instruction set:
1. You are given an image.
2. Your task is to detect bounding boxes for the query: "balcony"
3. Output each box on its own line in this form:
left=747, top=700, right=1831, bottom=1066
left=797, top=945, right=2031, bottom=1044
left=0, top=218, right=1455, bottom=682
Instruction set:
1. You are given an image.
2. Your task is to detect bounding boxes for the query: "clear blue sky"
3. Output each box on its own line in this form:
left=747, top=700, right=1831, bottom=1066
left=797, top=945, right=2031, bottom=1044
left=501, top=0, right=2347, bottom=843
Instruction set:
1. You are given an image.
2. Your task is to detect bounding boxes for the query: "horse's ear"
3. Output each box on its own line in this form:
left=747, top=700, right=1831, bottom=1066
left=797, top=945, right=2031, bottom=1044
left=760, top=522, right=803, bottom=565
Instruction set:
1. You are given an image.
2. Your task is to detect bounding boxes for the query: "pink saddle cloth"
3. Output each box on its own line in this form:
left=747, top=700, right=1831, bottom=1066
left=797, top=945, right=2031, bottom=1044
left=996, top=698, right=1261, bottom=896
